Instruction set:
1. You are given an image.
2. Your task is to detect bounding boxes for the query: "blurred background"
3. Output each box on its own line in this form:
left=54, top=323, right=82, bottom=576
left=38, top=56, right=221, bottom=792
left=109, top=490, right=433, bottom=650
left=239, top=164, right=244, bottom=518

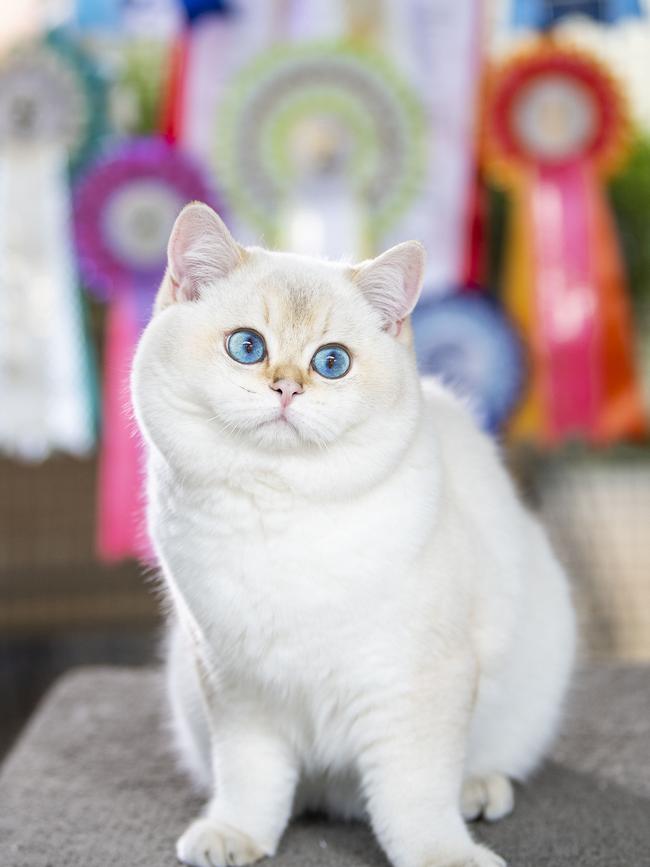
left=1, top=0, right=650, bottom=760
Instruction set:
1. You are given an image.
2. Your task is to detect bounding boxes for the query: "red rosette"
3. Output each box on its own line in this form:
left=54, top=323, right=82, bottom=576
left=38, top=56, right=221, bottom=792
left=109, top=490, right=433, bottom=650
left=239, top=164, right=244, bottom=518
left=482, top=39, right=631, bottom=183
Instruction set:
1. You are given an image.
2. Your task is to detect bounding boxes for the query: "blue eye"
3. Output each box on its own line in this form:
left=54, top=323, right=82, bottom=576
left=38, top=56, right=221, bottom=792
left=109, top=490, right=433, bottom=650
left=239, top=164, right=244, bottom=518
left=311, top=344, right=351, bottom=379
left=226, top=329, right=266, bottom=364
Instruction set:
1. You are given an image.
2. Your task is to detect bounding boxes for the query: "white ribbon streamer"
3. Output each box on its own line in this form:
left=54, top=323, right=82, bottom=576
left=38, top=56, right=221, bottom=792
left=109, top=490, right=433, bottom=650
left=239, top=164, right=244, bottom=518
left=0, top=142, right=94, bottom=459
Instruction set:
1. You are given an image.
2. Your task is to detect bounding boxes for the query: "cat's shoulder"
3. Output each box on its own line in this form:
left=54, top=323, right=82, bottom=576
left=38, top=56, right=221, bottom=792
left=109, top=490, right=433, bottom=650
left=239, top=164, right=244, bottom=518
left=419, top=376, right=478, bottom=427
left=418, top=376, right=501, bottom=461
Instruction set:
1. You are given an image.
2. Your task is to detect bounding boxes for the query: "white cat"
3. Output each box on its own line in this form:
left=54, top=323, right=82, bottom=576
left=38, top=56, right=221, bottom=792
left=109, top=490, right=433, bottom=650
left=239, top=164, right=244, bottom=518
left=131, top=203, right=575, bottom=867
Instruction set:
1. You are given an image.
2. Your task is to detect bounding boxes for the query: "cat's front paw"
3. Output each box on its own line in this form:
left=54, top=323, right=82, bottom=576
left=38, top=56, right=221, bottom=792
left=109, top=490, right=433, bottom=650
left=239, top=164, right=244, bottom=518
left=461, top=774, right=514, bottom=822
left=425, top=842, right=507, bottom=867
left=176, top=817, right=267, bottom=867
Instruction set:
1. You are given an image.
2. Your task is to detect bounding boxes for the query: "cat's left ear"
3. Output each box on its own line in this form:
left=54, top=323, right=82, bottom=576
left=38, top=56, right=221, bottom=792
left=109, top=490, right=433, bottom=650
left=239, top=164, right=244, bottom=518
left=352, top=241, right=426, bottom=334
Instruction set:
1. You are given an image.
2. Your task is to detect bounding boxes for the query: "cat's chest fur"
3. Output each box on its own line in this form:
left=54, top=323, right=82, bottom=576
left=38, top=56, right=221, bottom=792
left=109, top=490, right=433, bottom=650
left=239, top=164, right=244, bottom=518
left=150, top=451, right=439, bottom=691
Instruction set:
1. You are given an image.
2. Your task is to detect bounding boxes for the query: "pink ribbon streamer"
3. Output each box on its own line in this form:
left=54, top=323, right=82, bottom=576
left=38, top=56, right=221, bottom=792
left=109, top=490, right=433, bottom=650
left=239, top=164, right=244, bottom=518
left=96, top=290, right=150, bottom=562
left=530, top=161, right=600, bottom=441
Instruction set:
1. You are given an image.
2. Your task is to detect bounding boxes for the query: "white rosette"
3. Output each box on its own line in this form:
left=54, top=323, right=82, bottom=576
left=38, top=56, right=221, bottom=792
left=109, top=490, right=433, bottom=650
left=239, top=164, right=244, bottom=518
left=0, top=40, right=98, bottom=460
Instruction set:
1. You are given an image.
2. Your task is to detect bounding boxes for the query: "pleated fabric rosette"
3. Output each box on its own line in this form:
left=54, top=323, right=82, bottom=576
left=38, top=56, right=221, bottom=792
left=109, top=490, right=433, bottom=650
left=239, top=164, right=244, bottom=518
left=161, top=2, right=482, bottom=295
left=482, top=39, right=646, bottom=445
left=0, top=31, right=105, bottom=460
left=411, top=293, right=525, bottom=435
left=212, top=41, right=426, bottom=260
left=74, top=137, right=218, bottom=561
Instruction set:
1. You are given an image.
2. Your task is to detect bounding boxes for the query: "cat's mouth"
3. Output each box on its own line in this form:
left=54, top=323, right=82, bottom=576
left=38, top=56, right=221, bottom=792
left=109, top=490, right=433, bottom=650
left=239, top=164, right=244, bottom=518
left=249, top=411, right=307, bottom=448
left=263, top=412, right=298, bottom=431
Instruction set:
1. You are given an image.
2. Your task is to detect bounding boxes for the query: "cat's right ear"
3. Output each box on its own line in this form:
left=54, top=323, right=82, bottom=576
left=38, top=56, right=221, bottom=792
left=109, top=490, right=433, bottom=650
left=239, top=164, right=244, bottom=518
left=156, top=202, right=245, bottom=311
left=351, top=241, right=426, bottom=335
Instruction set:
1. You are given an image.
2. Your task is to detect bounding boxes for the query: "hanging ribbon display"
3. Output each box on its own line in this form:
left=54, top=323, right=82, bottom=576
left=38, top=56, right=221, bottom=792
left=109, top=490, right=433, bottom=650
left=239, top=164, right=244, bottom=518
left=213, top=41, right=425, bottom=259
left=511, top=0, right=643, bottom=29
left=160, top=0, right=238, bottom=151
left=482, top=40, right=646, bottom=445
left=411, top=293, right=525, bottom=434
left=160, top=1, right=234, bottom=145
left=74, top=138, right=217, bottom=561
left=0, top=32, right=105, bottom=460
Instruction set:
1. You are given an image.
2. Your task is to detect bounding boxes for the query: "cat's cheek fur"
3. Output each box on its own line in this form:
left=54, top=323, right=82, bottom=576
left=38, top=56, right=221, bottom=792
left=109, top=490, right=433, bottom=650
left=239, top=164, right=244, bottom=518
left=132, top=234, right=575, bottom=867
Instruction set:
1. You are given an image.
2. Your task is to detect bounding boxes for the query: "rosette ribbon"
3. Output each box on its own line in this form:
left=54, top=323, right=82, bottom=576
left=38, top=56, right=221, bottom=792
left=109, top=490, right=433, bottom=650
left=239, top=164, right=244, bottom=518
left=0, top=33, right=104, bottom=459
left=214, top=41, right=425, bottom=259
left=483, top=41, right=646, bottom=445
left=74, top=138, right=217, bottom=561
left=411, top=293, right=525, bottom=435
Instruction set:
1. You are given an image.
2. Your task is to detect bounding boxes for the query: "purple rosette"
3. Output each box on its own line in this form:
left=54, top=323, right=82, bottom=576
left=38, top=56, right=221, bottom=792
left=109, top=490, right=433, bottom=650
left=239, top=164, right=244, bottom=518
left=74, top=137, right=218, bottom=307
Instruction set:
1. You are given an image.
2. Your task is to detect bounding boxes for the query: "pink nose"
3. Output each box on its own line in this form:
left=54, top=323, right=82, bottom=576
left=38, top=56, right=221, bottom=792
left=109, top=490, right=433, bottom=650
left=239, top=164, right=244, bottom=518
left=270, top=378, right=303, bottom=407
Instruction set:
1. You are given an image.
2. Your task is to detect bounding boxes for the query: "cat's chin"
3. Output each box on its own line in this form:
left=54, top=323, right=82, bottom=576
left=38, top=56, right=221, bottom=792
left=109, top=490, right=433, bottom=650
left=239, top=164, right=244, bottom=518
left=205, top=406, right=338, bottom=452
left=246, top=415, right=331, bottom=451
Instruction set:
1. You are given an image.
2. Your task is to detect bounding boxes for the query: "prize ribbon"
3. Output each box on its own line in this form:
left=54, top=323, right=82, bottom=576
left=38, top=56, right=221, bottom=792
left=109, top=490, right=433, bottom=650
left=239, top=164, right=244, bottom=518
left=213, top=41, right=425, bottom=258
left=483, top=40, right=646, bottom=445
left=74, top=137, right=218, bottom=561
left=411, top=293, right=525, bottom=434
left=0, top=32, right=105, bottom=460
left=160, top=0, right=234, bottom=145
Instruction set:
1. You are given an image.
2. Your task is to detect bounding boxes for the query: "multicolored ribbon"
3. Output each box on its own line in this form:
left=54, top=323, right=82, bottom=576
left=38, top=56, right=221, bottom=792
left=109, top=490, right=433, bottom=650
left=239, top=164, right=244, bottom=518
left=74, top=137, right=217, bottom=561
left=213, top=41, right=425, bottom=259
left=0, top=32, right=105, bottom=460
left=160, top=1, right=235, bottom=149
left=411, top=293, right=525, bottom=434
left=483, top=39, right=646, bottom=445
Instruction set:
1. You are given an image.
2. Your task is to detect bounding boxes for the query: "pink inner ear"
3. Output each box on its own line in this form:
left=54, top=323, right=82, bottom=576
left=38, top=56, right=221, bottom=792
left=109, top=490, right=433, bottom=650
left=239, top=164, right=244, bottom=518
left=170, top=272, right=196, bottom=304
left=400, top=246, right=426, bottom=314
left=166, top=202, right=243, bottom=304
left=353, top=241, right=426, bottom=329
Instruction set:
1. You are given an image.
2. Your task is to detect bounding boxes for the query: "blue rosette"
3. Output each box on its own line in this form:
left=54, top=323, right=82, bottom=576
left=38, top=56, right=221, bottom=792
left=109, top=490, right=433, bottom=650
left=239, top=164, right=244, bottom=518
left=411, top=293, right=526, bottom=435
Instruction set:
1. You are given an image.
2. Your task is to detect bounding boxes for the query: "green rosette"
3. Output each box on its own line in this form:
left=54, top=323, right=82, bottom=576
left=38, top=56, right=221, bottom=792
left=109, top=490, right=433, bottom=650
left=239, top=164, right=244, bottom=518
left=214, top=40, right=426, bottom=248
left=46, top=29, right=107, bottom=174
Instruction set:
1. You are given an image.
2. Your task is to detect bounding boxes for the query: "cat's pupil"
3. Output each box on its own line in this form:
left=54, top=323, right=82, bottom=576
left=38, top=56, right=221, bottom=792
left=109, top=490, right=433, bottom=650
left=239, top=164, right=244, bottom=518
left=244, top=341, right=253, bottom=353
left=327, top=355, right=335, bottom=368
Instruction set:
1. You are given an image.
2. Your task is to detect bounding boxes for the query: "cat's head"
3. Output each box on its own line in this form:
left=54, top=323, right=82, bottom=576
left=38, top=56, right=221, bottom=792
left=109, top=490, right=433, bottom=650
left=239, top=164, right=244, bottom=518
left=133, top=202, right=425, bottom=468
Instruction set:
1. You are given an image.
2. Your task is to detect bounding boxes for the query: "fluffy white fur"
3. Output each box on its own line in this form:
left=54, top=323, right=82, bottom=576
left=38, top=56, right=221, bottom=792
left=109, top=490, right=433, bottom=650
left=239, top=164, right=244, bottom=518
left=132, top=203, right=575, bottom=867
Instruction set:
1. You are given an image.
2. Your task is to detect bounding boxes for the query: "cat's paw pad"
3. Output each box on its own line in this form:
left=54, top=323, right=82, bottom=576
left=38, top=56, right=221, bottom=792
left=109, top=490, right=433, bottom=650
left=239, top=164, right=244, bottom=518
left=461, top=773, right=514, bottom=822
left=176, top=817, right=267, bottom=867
